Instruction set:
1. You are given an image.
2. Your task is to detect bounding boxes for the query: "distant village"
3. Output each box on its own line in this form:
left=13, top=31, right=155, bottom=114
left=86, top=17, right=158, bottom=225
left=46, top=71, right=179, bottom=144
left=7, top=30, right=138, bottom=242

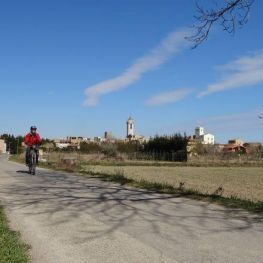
left=53, top=116, right=147, bottom=149
left=0, top=116, right=262, bottom=156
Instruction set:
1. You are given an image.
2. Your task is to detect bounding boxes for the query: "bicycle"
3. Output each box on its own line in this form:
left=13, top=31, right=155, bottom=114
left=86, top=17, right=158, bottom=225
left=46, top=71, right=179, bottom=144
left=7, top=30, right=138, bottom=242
left=28, top=145, right=38, bottom=175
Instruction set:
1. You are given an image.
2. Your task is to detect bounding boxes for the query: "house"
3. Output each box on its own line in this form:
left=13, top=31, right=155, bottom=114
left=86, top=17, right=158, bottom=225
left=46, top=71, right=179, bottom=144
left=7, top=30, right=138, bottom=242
left=228, top=139, right=243, bottom=145
left=104, top=131, right=113, bottom=140
left=54, top=136, right=85, bottom=149
left=0, top=139, right=6, bottom=154
left=223, top=138, right=248, bottom=153
left=94, top=136, right=106, bottom=143
left=223, top=144, right=248, bottom=154
left=194, top=126, right=215, bottom=145
left=66, top=136, right=84, bottom=146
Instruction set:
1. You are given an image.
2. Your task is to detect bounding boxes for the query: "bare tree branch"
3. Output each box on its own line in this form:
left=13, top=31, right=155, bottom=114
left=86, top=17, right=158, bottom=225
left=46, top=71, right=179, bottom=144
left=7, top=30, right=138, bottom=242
left=186, top=0, right=255, bottom=48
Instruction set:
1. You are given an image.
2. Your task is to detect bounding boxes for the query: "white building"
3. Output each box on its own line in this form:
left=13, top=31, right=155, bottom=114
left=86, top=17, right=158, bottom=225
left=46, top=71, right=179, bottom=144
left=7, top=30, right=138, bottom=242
left=202, top=133, right=215, bottom=144
left=94, top=136, right=106, bottom=143
left=195, top=126, right=215, bottom=145
left=0, top=139, right=7, bottom=154
left=56, top=143, right=70, bottom=149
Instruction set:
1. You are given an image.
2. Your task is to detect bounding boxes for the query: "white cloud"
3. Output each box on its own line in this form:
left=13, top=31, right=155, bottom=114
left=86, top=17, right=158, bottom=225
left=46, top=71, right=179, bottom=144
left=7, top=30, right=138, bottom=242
left=145, top=88, right=192, bottom=106
left=198, top=50, right=263, bottom=97
left=83, top=28, right=191, bottom=106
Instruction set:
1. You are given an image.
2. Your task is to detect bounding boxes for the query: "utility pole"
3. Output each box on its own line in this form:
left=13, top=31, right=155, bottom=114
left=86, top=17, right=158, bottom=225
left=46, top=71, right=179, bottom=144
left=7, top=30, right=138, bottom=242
left=17, top=138, right=19, bottom=155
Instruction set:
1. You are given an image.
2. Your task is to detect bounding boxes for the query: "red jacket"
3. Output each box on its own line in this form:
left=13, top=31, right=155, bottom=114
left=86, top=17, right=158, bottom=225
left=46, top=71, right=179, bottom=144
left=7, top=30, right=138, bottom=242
left=24, top=133, right=42, bottom=147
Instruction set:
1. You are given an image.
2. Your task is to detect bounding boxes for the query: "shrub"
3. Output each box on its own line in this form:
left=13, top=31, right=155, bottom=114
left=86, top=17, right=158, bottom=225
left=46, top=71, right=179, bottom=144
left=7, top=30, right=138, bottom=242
left=100, top=143, right=117, bottom=157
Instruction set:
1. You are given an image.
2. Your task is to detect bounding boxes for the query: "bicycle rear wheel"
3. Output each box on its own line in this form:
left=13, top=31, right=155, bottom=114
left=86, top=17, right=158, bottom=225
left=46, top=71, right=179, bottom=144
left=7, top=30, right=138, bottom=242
left=29, top=149, right=37, bottom=175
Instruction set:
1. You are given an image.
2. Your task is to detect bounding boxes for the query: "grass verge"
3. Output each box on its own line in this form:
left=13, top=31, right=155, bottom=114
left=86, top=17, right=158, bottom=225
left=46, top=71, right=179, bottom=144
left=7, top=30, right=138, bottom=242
left=9, top=154, right=263, bottom=167
left=79, top=169, right=263, bottom=214
left=9, top=155, right=263, bottom=213
left=0, top=206, right=30, bottom=263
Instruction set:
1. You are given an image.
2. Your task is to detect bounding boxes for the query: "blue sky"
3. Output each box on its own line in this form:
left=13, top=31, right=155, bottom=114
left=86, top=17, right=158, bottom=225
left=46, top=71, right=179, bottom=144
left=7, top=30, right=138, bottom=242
left=0, top=0, right=262, bottom=143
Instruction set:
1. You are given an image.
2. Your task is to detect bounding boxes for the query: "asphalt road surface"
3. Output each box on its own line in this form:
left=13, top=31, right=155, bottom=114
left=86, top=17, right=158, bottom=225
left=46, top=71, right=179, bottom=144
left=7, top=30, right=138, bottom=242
left=0, top=154, right=262, bottom=263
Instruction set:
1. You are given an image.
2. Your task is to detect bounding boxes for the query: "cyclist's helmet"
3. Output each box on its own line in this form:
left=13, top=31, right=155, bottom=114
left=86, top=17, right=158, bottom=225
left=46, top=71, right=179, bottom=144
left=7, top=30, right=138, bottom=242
left=30, top=126, right=37, bottom=131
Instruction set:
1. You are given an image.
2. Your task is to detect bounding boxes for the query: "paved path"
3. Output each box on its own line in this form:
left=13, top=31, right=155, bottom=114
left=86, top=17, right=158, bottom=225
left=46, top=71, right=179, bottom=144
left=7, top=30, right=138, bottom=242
left=0, top=155, right=262, bottom=263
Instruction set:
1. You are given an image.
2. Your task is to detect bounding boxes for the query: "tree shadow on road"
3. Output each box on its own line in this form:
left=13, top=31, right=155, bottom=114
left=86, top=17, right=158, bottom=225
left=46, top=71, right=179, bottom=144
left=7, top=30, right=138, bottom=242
left=1, top=169, right=262, bottom=246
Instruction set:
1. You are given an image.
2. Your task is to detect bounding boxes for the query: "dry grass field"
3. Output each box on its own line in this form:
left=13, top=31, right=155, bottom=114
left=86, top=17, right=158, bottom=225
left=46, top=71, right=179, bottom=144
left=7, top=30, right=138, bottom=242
left=11, top=153, right=263, bottom=203
left=82, top=165, right=263, bottom=202
left=40, top=152, right=263, bottom=167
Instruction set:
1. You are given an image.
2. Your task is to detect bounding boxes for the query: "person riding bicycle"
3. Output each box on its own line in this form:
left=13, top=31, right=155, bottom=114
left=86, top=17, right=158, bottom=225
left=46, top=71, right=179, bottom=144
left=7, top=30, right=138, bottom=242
left=24, top=126, right=42, bottom=165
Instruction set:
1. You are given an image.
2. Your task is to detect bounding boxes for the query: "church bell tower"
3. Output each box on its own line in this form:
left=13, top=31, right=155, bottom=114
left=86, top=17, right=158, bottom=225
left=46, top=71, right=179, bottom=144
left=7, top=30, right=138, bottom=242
left=127, top=117, right=135, bottom=138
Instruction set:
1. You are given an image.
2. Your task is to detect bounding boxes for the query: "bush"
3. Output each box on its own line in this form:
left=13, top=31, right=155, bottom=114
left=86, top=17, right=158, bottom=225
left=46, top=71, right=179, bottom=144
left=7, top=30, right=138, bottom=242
left=100, top=143, right=117, bottom=157
left=80, top=142, right=101, bottom=153
left=116, top=141, right=140, bottom=153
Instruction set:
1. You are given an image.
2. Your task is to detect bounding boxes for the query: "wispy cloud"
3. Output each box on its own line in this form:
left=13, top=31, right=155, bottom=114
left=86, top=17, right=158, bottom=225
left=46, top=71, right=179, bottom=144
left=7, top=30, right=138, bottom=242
left=145, top=88, right=192, bottom=106
left=84, top=28, right=191, bottom=106
left=202, top=109, right=262, bottom=132
left=198, top=50, right=263, bottom=97
left=155, top=108, right=262, bottom=142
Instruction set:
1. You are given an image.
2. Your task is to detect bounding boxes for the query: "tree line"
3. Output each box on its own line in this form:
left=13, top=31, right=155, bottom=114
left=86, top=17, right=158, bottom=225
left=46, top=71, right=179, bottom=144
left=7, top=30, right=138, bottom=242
left=0, top=134, right=23, bottom=154
left=142, top=133, right=188, bottom=161
left=1, top=132, right=189, bottom=162
left=79, top=133, right=189, bottom=161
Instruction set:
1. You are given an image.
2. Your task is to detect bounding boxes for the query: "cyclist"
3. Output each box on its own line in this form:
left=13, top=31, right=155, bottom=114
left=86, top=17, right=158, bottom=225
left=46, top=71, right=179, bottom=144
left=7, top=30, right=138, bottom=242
left=24, top=126, right=42, bottom=165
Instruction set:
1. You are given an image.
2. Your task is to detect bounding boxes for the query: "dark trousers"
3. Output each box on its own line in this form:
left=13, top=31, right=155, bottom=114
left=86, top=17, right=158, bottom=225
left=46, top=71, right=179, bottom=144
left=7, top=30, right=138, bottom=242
left=25, top=147, right=30, bottom=164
